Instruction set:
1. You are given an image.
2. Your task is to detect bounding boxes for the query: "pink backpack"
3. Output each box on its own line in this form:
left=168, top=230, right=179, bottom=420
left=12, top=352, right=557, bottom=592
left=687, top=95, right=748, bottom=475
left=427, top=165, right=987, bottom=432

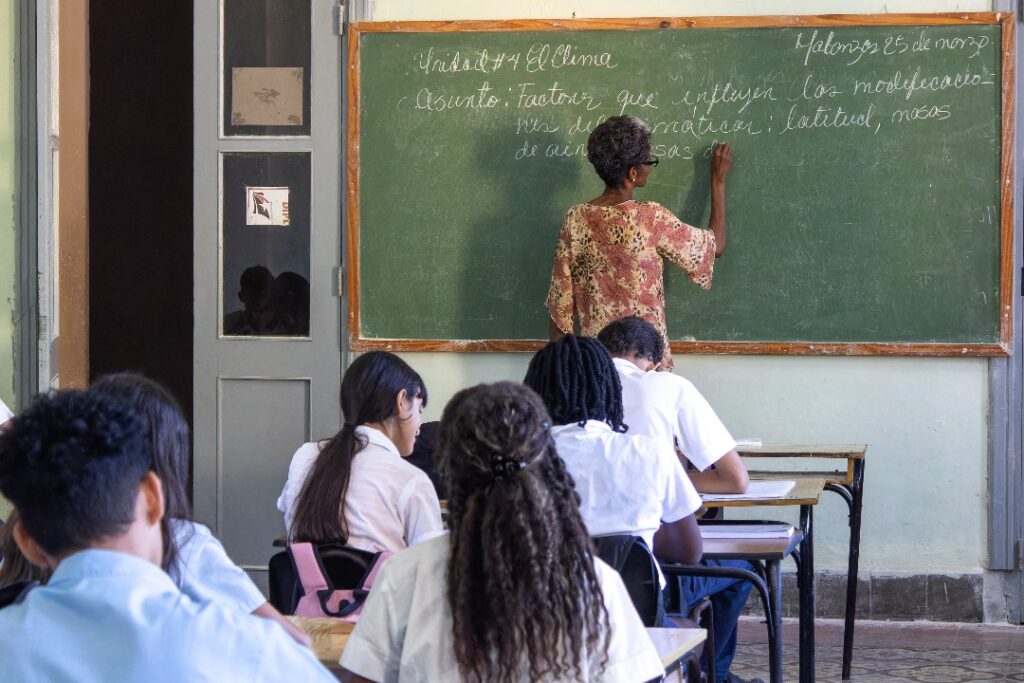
left=289, top=542, right=392, bottom=621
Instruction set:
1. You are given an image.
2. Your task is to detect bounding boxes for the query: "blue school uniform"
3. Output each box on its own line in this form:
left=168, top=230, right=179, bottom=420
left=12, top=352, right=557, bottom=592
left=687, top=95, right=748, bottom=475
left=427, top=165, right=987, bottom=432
left=0, top=549, right=334, bottom=682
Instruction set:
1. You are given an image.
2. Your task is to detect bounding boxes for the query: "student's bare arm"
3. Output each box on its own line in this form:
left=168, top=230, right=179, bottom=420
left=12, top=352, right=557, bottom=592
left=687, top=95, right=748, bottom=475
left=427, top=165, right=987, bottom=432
left=685, top=449, right=749, bottom=494
left=339, top=669, right=378, bottom=683
left=251, top=602, right=312, bottom=648
left=652, top=513, right=703, bottom=565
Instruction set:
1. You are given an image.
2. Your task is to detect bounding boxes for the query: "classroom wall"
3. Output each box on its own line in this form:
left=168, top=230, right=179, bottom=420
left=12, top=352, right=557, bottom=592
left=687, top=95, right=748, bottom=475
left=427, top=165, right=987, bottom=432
left=0, top=0, right=17, bottom=521
left=382, top=0, right=995, bottom=574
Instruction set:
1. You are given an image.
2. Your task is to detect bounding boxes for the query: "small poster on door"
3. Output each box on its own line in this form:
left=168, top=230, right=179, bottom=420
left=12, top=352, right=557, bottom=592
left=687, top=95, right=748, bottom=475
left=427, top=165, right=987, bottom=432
left=246, top=186, right=290, bottom=226
left=231, top=67, right=304, bottom=126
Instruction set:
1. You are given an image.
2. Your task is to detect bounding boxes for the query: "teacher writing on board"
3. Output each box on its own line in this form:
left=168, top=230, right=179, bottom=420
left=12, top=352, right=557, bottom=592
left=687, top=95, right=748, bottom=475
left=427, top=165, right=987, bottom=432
left=546, top=115, right=732, bottom=369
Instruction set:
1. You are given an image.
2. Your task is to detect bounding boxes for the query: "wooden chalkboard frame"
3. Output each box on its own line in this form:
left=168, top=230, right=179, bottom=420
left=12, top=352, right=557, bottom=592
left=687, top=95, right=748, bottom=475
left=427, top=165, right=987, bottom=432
left=346, top=13, right=1015, bottom=356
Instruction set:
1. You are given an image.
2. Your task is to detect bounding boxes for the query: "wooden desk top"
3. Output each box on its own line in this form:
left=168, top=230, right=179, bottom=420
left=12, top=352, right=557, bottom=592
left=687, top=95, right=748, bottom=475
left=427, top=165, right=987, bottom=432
left=647, top=627, right=706, bottom=670
left=702, top=477, right=825, bottom=509
left=288, top=618, right=706, bottom=674
left=288, top=617, right=352, bottom=667
left=737, top=443, right=867, bottom=459
left=737, top=444, right=867, bottom=486
left=699, top=531, right=804, bottom=560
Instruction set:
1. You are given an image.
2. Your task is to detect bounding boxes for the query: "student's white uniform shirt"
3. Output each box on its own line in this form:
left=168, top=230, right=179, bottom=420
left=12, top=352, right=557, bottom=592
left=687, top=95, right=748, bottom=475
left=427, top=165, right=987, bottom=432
left=172, top=519, right=266, bottom=612
left=614, top=357, right=737, bottom=471
left=0, top=549, right=334, bottom=683
left=340, top=536, right=665, bottom=683
left=551, top=419, right=703, bottom=554
left=277, top=425, right=444, bottom=552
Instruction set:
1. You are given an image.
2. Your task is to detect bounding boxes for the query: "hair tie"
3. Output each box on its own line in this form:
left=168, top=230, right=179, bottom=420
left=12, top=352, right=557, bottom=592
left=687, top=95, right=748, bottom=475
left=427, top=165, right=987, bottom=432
left=342, top=421, right=357, bottom=430
left=491, top=455, right=527, bottom=481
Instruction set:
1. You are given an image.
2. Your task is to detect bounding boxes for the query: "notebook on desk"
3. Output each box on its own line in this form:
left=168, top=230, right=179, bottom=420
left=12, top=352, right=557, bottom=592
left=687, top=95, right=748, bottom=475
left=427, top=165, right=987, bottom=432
left=700, top=479, right=796, bottom=502
left=700, top=523, right=795, bottom=539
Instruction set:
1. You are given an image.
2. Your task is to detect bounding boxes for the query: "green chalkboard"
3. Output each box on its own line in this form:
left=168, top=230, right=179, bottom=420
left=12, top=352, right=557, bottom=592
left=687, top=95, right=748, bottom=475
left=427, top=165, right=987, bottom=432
left=348, top=16, right=1012, bottom=354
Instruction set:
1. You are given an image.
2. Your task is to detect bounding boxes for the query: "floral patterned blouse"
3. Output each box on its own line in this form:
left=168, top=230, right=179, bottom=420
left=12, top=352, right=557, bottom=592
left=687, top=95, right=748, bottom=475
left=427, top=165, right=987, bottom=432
left=546, top=200, right=716, bottom=368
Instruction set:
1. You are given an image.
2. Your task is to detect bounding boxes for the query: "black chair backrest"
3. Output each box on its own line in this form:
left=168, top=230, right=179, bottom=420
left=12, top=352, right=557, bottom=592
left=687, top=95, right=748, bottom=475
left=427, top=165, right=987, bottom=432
left=0, top=581, right=36, bottom=610
left=268, top=550, right=298, bottom=614
left=268, top=542, right=380, bottom=615
left=591, top=535, right=664, bottom=627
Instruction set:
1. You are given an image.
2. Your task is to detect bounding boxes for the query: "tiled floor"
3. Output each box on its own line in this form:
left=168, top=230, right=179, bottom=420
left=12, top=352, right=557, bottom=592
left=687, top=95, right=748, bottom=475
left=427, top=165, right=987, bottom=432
left=729, top=618, right=1024, bottom=682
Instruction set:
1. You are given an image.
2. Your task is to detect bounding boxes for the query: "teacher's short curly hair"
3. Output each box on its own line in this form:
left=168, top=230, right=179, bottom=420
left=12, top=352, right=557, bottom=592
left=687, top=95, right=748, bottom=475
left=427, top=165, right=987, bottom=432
left=586, top=115, right=652, bottom=189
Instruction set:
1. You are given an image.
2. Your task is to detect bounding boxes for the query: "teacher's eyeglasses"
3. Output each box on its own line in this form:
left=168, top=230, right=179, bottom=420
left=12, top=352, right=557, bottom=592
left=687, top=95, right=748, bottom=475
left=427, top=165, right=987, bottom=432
left=643, top=157, right=659, bottom=167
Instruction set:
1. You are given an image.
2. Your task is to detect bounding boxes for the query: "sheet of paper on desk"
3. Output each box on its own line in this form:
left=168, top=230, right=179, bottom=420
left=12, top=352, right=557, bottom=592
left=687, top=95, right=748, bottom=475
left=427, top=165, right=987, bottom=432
left=701, top=523, right=794, bottom=539
left=735, top=438, right=762, bottom=447
left=701, top=480, right=796, bottom=501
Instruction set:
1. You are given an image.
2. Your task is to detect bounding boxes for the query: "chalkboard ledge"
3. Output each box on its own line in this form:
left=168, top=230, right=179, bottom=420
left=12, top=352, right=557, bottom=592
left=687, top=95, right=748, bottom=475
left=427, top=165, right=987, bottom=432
left=349, top=338, right=1010, bottom=357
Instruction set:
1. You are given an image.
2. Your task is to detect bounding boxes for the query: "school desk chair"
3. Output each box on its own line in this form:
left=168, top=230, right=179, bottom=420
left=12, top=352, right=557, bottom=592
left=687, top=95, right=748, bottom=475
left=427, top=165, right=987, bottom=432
left=268, top=541, right=381, bottom=616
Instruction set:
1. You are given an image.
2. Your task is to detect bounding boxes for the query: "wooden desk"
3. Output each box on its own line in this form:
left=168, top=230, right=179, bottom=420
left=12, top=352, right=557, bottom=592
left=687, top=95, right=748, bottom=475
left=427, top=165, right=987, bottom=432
left=739, top=444, right=867, bottom=680
left=702, top=477, right=825, bottom=683
left=288, top=617, right=706, bottom=681
left=288, top=616, right=352, bottom=673
left=663, top=523, right=802, bottom=683
left=648, top=627, right=706, bottom=681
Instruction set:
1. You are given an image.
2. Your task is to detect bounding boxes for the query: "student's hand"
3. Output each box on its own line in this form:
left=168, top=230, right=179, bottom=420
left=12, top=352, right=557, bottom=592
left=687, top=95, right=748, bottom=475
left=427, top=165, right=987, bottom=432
left=710, top=143, right=732, bottom=183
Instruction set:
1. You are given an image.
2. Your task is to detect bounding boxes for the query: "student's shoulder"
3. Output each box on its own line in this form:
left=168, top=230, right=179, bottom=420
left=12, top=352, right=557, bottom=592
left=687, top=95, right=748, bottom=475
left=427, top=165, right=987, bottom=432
left=185, top=601, right=333, bottom=680
left=616, top=428, right=673, bottom=456
left=291, top=440, right=324, bottom=460
left=639, top=368, right=697, bottom=398
left=390, top=453, right=439, bottom=489
left=384, top=534, right=448, bottom=574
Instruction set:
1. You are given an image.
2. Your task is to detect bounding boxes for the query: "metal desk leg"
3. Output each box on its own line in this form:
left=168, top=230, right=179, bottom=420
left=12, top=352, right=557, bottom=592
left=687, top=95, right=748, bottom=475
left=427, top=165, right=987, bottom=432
left=844, top=459, right=864, bottom=679
left=765, top=559, right=783, bottom=683
left=798, top=504, right=815, bottom=683
left=683, top=649, right=702, bottom=683
left=825, top=459, right=865, bottom=680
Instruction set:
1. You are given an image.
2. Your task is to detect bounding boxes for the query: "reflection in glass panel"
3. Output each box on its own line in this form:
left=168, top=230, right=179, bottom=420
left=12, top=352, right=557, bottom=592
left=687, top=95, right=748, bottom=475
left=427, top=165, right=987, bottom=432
left=223, top=0, right=311, bottom=136
left=222, top=153, right=311, bottom=337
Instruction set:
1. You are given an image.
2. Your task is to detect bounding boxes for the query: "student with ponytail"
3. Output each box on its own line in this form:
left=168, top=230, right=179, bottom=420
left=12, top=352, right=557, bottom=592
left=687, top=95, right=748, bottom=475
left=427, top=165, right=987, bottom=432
left=339, top=382, right=664, bottom=683
left=278, top=351, right=442, bottom=552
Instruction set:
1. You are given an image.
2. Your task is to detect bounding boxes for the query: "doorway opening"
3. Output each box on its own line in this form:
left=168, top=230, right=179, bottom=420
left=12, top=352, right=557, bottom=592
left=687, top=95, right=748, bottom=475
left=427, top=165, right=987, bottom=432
left=88, top=2, right=194, bottom=423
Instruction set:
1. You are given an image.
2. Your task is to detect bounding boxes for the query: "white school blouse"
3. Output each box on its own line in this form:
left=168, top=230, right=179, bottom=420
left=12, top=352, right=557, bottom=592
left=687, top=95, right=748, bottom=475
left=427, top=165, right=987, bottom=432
left=171, top=519, right=266, bottom=612
left=0, top=549, right=335, bottom=683
left=277, top=425, right=444, bottom=553
left=339, top=536, right=666, bottom=683
left=613, top=357, right=737, bottom=471
left=551, top=419, right=703, bottom=555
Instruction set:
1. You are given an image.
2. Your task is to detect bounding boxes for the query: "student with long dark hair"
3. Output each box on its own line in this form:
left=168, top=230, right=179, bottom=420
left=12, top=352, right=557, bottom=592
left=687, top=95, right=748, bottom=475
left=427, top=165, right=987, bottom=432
left=92, top=373, right=308, bottom=646
left=339, top=382, right=664, bottom=683
left=278, top=351, right=442, bottom=551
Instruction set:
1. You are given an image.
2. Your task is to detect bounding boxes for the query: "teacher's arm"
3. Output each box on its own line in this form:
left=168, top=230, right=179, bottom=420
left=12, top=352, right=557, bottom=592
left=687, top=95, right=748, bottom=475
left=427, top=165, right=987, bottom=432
left=708, top=143, right=732, bottom=257
left=549, top=316, right=565, bottom=341
left=546, top=217, right=574, bottom=339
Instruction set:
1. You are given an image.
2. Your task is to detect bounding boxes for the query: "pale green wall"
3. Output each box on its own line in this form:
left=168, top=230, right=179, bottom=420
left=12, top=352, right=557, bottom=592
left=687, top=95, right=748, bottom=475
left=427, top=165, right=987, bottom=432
left=0, top=0, right=16, bottom=521
left=386, top=0, right=996, bottom=573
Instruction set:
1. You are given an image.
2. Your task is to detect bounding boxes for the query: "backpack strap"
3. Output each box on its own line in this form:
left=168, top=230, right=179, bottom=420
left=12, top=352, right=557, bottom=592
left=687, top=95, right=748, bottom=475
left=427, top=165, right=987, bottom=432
left=315, top=550, right=392, bottom=619
left=360, top=550, right=392, bottom=590
left=289, top=542, right=332, bottom=596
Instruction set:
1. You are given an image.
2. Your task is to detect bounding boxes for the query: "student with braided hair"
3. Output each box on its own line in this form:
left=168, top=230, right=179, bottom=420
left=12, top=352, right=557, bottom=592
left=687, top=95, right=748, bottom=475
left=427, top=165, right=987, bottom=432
left=339, top=381, right=664, bottom=683
left=524, top=334, right=703, bottom=566
left=524, top=335, right=764, bottom=683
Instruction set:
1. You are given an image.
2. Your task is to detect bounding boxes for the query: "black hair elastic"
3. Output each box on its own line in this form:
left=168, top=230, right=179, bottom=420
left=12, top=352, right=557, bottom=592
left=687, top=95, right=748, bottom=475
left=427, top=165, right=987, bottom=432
left=491, top=456, right=527, bottom=481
